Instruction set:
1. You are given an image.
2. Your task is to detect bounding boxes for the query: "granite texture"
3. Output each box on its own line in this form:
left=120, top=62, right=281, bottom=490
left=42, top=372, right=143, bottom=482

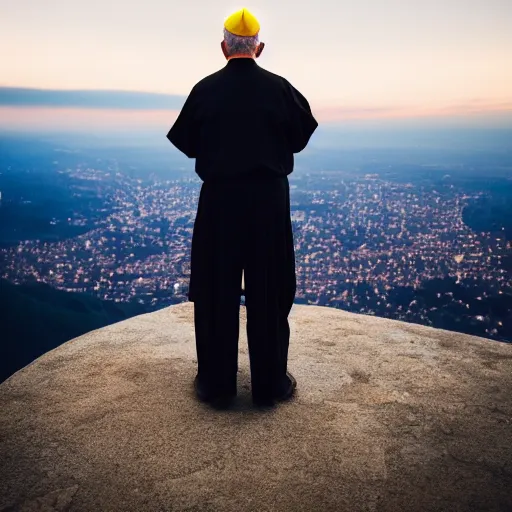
left=1, top=302, right=511, bottom=511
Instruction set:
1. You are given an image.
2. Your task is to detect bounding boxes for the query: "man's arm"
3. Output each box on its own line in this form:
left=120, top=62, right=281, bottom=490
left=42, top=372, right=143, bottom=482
left=166, top=86, right=200, bottom=159
left=284, top=80, right=318, bottom=154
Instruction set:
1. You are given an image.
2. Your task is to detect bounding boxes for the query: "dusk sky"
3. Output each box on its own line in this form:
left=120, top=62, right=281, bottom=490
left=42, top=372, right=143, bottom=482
left=1, top=0, right=511, bottom=132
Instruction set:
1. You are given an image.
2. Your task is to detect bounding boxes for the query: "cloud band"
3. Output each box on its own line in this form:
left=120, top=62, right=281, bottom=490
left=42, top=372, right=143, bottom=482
left=0, top=87, right=186, bottom=110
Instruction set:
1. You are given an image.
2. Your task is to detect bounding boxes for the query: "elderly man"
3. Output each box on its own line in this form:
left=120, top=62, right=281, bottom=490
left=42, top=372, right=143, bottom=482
left=167, top=8, right=318, bottom=407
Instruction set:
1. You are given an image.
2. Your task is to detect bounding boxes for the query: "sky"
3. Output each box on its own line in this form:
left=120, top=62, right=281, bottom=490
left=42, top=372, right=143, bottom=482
left=1, top=0, right=511, bottom=134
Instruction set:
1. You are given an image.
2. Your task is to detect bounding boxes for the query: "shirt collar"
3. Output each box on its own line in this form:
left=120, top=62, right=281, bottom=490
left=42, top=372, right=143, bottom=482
left=226, top=57, right=257, bottom=67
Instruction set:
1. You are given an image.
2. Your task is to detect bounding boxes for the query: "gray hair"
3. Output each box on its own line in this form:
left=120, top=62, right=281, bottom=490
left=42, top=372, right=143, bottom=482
left=223, top=28, right=259, bottom=57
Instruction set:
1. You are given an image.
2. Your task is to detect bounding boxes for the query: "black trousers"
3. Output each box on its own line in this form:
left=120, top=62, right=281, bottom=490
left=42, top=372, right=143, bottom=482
left=190, top=173, right=296, bottom=400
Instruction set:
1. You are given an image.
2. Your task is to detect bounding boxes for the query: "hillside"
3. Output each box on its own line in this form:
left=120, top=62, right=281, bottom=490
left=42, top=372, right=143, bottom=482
left=0, top=278, right=147, bottom=383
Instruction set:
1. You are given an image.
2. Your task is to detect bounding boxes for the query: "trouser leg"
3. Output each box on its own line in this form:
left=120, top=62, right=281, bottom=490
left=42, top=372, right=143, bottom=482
left=244, top=264, right=283, bottom=399
left=243, top=178, right=293, bottom=400
left=194, top=294, right=240, bottom=396
left=244, top=273, right=293, bottom=399
left=192, top=180, right=243, bottom=397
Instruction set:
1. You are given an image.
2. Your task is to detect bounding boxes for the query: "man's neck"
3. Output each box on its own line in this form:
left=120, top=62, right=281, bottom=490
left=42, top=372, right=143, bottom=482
left=227, top=55, right=254, bottom=60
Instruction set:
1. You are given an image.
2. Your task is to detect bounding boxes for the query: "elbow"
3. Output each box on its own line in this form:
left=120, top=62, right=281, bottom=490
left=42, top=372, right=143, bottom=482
left=292, top=141, right=307, bottom=154
left=166, top=134, right=196, bottom=158
left=292, top=129, right=316, bottom=154
left=290, top=117, right=318, bottom=153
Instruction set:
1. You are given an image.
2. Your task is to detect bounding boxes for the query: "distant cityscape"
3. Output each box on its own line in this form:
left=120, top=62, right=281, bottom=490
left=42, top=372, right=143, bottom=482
left=1, top=158, right=511, bottom=343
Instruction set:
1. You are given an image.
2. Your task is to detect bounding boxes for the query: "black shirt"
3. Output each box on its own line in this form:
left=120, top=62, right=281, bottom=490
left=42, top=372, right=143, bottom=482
left=167, top=58, right=318, bottom=182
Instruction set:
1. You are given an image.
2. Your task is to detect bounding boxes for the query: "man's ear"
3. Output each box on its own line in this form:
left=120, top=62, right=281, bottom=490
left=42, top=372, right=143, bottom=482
left=221, top=40, right=229, bottom=59
left=255, top=42, right=265, bottom=58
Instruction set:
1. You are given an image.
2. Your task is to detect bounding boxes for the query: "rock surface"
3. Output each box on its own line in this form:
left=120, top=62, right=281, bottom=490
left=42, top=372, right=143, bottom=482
left=1, top=302, right=511, bottom=512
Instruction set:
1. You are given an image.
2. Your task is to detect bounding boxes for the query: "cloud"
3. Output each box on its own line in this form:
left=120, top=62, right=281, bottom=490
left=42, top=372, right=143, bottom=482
left=0, top=87, right=187, bottom=110
left=1, top=87, right=511, bottom=133
left=315, top=100, right=512, bottom=122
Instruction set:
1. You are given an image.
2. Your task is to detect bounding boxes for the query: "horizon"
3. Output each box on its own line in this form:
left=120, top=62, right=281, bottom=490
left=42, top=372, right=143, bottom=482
left=1, top=0, right=512, bottom=135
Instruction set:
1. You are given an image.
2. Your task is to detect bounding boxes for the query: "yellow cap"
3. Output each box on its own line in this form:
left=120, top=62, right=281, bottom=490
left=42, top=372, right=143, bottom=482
left=224, top=8, right=260, bottom=37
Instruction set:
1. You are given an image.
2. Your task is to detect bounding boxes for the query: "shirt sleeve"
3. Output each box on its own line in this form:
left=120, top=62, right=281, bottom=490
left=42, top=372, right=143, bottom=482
left=166, top=86, right=200, bottom=158
left=284, top=80, right=318, bottom=154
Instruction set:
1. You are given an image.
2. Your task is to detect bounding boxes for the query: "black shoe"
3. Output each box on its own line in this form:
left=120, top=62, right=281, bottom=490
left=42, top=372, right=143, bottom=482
left=252, top=372, right=297, bottom=407
left=194, top=375, right=236, bottom=407
left=274, top=371, right=297, bottom=401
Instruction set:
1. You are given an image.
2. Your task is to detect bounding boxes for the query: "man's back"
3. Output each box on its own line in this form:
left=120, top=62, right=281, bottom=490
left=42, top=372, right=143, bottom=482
left=167, top=58, right=318, bottom=181
left=166, top=8, right=317, bottom=407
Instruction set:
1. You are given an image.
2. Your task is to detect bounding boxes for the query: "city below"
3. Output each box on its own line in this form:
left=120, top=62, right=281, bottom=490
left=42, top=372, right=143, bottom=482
left=1, top=145, right=511, bottom=344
